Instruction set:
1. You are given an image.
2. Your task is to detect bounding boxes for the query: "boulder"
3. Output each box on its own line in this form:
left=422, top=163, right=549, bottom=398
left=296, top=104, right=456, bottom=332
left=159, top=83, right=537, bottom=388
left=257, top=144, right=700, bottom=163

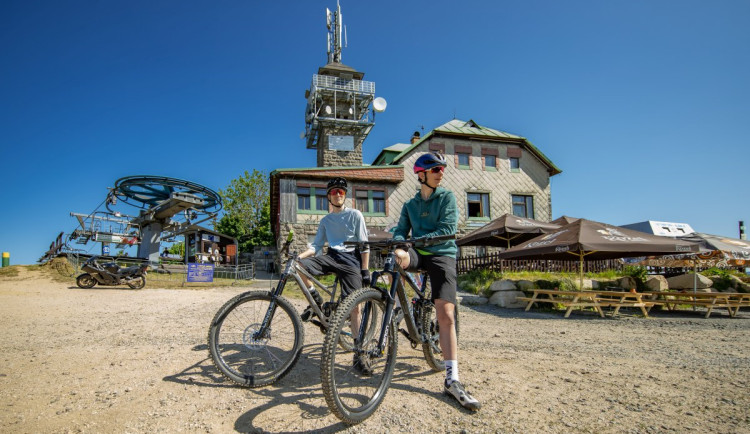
left=489, top=291, right=526, bottom=308
left=727, top=275, right=744, bottom=290
left=489, top=279, right=517, bottom=292
left=645, top=275, right=669, bottom=291
left=516, top=280, right=535, bottom=291
left=666, top=273, right=713, bottom=290
left=580, top=279, right=594, bottom=290
left=458, top=294, right=489, bottom=306
left=617, top=276, right=638, bottom=290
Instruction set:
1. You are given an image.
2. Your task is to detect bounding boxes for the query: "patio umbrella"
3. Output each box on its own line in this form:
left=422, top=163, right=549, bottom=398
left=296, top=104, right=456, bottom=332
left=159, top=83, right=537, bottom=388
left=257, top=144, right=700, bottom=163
left=498, top=218, right=702, bottom=289
left=457, top=213, right=561, bottom=248
left=550, top=215, right=580, bottom=226
left=626, top=233, right=750, bottom=295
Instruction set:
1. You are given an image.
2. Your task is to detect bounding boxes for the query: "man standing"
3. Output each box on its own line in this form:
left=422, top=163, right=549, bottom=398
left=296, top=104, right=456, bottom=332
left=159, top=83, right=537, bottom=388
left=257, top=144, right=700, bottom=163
left=392, top=152, right=481, bottom=411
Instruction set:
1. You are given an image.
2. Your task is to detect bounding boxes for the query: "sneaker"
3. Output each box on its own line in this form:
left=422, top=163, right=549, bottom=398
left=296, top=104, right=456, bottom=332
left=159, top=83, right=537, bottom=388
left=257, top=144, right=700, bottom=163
left=352, top=353, right=373, bottom=376
left=444, top=380, right=481, bottom=411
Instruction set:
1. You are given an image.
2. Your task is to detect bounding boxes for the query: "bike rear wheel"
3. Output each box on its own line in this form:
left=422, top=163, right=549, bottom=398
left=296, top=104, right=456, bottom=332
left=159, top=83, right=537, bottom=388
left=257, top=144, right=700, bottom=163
left=420, top=300, right=459, bottom=372
left=321, top=288, right=397, bottom=425
left=208, top=290, right=304, bottom=387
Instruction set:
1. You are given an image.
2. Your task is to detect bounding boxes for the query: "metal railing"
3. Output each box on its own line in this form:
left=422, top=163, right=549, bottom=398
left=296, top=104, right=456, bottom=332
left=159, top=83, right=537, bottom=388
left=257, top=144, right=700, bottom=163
left=457, top=253, right=624, bottom=275
left=312, top=74, right=375, bottom=94
left=61, top=253, right=255, bottom=286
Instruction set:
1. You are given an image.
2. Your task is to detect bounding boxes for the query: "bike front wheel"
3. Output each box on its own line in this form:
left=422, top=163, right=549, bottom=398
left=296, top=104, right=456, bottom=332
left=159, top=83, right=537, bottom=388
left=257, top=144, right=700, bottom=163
left=208, top=290, right=304, bottom=387
left=321, top=288, right=397, bottom=425
left=420, top=301, right=459, bottom=372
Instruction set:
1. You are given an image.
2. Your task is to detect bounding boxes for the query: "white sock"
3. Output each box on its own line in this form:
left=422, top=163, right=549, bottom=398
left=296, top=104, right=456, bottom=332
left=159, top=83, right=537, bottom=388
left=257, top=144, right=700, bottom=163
left=445, top=360, right=459, bottom=385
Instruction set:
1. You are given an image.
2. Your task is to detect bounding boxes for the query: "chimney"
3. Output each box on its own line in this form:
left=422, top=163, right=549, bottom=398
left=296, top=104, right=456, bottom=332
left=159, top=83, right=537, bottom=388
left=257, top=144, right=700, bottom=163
left=410, top=131, right=421, bottom=144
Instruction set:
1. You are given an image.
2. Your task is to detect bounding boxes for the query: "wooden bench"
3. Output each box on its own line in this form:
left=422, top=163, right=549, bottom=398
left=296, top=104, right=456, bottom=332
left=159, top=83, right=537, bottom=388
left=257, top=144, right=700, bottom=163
left=517, top=290, right=604, bottom=318
left=644, top=291, right=747, bottom=318
left=594, top=290, right=655, bottom=318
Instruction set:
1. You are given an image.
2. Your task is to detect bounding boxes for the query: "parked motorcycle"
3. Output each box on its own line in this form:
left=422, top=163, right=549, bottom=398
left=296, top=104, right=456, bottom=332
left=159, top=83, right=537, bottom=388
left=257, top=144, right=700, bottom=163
left=76, top=256, right=148, bottom=289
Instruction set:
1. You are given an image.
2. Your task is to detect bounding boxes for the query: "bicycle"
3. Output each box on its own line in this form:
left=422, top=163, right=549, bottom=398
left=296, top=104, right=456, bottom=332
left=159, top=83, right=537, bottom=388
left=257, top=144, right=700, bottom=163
left=207, top=232, right=376, bottom=387
left=320, top=234, right=459, bottom=424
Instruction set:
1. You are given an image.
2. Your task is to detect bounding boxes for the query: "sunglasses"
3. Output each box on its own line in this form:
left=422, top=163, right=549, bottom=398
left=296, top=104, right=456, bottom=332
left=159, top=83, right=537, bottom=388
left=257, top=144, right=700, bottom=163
left=428, top=166, right=445, bottom=174
left=329, top=188, right=346, bottom=196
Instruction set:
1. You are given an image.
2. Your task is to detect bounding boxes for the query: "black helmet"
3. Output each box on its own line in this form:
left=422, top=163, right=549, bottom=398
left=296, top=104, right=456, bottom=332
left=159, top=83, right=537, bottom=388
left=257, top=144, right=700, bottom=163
left=326, top=177, right=348, bottom=194
left=413, top=152, right=448, bottom=173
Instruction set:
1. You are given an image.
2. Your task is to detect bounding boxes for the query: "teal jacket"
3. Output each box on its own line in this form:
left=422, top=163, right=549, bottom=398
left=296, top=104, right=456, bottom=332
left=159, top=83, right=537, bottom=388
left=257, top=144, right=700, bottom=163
left=393, top=187, right=458, bottom=257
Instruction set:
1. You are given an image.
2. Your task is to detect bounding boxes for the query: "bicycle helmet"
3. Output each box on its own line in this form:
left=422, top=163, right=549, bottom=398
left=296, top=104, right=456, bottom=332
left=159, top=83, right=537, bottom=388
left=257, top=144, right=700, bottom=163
left=413, top=152, right=448, bottom=173
left=326, top=177, right=348, bottom=194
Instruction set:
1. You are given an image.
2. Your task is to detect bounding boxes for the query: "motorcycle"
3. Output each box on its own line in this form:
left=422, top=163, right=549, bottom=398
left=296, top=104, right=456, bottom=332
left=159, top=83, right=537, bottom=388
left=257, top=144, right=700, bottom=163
left=76, top=256, right=148, bottom=289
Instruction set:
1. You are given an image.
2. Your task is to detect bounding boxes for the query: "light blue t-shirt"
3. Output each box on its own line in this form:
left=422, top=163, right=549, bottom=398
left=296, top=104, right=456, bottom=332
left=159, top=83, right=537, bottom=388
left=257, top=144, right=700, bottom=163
left=310, top=207, right=370, bottom=254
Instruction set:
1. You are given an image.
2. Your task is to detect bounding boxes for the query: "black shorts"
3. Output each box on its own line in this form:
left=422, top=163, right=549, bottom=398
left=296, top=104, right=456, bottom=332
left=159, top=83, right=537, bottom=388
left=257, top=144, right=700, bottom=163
left=299, top=253, right=361, bottom=295
left=405, top=248, right=457, bottom=305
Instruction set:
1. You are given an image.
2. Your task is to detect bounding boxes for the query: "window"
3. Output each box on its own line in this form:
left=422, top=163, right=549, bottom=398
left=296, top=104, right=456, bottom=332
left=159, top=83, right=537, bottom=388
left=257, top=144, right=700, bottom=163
left=297, top=187, right=311, bottom=210
left=510, top=157, right=520, bottom=172
left=297, top=186, right=328, bottom=213
left=467, top=193, right=490, bottom=219
left=355, top=190, right=369, bottom=212
left=484, top=155, right=497, bottom=171
left=457, top=153, right=470, bottom=168
left=512, top=195, right=534, bottom=219
left=354, top=188, right=387, bottom=215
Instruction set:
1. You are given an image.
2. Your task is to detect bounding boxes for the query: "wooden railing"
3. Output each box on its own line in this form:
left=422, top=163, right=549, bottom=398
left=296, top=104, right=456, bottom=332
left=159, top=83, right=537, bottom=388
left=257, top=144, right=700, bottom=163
left=456, top=253, right=624, bottom=275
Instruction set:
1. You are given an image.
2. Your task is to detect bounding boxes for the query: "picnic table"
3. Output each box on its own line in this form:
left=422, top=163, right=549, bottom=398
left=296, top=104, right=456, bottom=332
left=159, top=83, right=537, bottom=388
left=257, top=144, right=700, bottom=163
left=516, top=289, right=655, bottom=318
left=516, top=290, right=604, bottom=318
left=644, top=291, right=750, bottom=318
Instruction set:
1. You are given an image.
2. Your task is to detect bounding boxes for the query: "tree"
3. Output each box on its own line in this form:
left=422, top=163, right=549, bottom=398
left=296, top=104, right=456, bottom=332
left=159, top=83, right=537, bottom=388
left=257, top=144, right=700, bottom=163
left=215, top=170, right=273, bottom=253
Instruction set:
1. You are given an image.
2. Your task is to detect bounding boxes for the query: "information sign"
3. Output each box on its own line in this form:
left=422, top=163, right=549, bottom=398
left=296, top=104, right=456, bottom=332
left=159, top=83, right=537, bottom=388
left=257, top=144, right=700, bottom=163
left=187, top=263, right=214, bottom=282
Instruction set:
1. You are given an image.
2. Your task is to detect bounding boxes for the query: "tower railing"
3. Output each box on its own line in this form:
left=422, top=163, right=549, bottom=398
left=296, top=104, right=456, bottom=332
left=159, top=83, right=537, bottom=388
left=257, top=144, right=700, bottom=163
left=311, top=75, right=375, bottom=94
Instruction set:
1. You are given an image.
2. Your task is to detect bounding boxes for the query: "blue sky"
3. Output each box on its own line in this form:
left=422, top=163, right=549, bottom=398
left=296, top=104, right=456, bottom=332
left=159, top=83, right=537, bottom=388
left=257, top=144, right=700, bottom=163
left=1, top=0, right=748, bottom=265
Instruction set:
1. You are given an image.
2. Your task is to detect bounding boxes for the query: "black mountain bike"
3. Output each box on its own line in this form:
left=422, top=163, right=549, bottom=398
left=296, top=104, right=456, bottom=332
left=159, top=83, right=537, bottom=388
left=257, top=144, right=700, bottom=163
left=320, top=234, right=459, bottom=424
left=208, top=232, right=376, bottom=387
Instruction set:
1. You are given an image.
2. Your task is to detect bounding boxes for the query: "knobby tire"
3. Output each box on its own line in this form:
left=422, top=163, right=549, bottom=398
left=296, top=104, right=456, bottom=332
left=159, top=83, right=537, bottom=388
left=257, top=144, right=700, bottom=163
left=207, top=290, right=304, bottom=388
left=321, top=288, right=397, bottom=425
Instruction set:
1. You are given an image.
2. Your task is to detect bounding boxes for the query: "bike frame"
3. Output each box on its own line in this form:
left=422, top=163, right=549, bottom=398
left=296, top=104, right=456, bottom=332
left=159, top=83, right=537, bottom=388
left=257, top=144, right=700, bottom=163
left=360, top=250, right=430, bottom=358
left=254, top=250, right=342, bottom=340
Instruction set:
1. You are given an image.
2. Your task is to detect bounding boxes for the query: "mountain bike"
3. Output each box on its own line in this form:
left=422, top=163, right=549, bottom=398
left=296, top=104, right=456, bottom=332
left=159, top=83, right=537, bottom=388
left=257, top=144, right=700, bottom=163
left=320, top=234, right=459, bottom=424
left=208, top=232, right=376, bottom=387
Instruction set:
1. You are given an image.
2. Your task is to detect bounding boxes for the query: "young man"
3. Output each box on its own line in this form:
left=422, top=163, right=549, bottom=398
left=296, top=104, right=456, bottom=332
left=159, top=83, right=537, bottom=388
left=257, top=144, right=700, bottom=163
left=296, top=177, right=372, bottom=373
left=392, top=152, right=481, bottom=411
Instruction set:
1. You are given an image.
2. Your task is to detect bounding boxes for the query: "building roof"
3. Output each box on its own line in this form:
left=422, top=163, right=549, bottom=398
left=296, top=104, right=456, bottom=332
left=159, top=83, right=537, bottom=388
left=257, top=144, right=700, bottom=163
left=372, top=143, right=411, bottom=165
left=382, top=119, right=562, bottom=176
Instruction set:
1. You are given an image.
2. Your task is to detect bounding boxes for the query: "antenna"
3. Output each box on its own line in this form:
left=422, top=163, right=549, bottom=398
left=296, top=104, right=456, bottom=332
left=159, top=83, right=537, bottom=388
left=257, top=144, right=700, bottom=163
left=344, top=25, right=348, bottom=48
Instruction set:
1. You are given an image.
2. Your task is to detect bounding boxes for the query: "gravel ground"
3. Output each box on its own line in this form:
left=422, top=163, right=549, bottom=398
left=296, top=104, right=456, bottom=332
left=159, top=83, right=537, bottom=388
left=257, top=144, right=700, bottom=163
left=1, top=266, right=749, bottom=433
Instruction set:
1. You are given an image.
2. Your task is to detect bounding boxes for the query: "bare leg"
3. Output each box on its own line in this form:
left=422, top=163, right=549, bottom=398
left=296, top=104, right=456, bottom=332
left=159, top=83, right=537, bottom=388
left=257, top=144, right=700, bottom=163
left=435, top=299, right=457, bottom=361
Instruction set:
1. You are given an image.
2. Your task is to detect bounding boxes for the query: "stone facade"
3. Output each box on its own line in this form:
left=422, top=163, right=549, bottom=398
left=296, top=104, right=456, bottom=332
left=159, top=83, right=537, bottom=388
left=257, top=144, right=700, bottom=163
left=270, top=119, right=561, bottom=264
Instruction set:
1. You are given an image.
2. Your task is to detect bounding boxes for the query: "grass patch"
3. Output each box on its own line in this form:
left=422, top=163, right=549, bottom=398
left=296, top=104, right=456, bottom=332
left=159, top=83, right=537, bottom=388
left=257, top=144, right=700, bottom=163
left=0, top=266, right=20, bottom=278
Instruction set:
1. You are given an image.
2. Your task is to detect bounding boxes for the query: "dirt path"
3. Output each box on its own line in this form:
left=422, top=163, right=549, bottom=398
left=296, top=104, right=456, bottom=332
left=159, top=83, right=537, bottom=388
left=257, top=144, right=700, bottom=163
left=1, top=267, right=749, bottom=433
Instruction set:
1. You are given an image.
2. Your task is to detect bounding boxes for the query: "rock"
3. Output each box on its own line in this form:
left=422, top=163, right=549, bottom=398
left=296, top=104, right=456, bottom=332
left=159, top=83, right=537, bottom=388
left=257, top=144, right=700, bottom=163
left=489, top=291, right=526, bottom=308
left=580, top=279, right=594, bottom=290
left=666, top=273, right=713, bottom=290
left=489, top=279, right=517, bottom=292
left=617, top=276, right=638, bottom=290
left=458, top=294, right=489, bottom=306
left=516, top=280, right=535, bottom=291
left=727, top=275, right=744, bottom=290
left=645, top=275, right=669, bottom=291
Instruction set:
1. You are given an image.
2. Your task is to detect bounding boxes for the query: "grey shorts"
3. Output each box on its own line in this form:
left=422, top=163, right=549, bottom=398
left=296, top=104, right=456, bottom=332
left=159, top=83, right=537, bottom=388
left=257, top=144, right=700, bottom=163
left=299, top=253, right=361, bottom=295
left=405, top=248, right=457, bottom=305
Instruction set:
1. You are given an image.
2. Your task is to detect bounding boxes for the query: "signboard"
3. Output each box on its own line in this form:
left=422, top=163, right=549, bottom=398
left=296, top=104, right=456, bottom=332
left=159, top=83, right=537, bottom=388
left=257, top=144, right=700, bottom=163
left=328, top=135, right=354, bottom=151
left=187, top=263, right=214, bottom=282
left=102, top=244, right=110, bottom=255
left=202, top=234, right=221, bottom=242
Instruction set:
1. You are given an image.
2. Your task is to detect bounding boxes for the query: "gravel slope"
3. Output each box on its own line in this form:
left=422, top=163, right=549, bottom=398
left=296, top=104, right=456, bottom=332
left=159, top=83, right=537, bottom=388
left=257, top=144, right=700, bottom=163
left=1, top=267, right=749, bottom=433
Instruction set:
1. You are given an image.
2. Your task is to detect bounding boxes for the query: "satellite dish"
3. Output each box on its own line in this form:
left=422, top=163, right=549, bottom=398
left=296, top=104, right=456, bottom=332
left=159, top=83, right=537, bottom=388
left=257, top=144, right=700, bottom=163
left=373, top=97, right=387, bottom=113
left=324, top=105, right=333, bottom=115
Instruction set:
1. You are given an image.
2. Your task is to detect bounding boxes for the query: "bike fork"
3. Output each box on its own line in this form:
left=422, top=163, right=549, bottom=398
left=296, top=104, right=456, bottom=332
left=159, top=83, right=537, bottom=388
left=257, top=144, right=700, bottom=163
left=253, top=273, right=288, bottom=340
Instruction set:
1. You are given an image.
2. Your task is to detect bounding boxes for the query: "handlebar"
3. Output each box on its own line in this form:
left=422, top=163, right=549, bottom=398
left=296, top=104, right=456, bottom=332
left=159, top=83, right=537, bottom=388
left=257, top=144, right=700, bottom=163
left=343, top=234, right=456, bottom=250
